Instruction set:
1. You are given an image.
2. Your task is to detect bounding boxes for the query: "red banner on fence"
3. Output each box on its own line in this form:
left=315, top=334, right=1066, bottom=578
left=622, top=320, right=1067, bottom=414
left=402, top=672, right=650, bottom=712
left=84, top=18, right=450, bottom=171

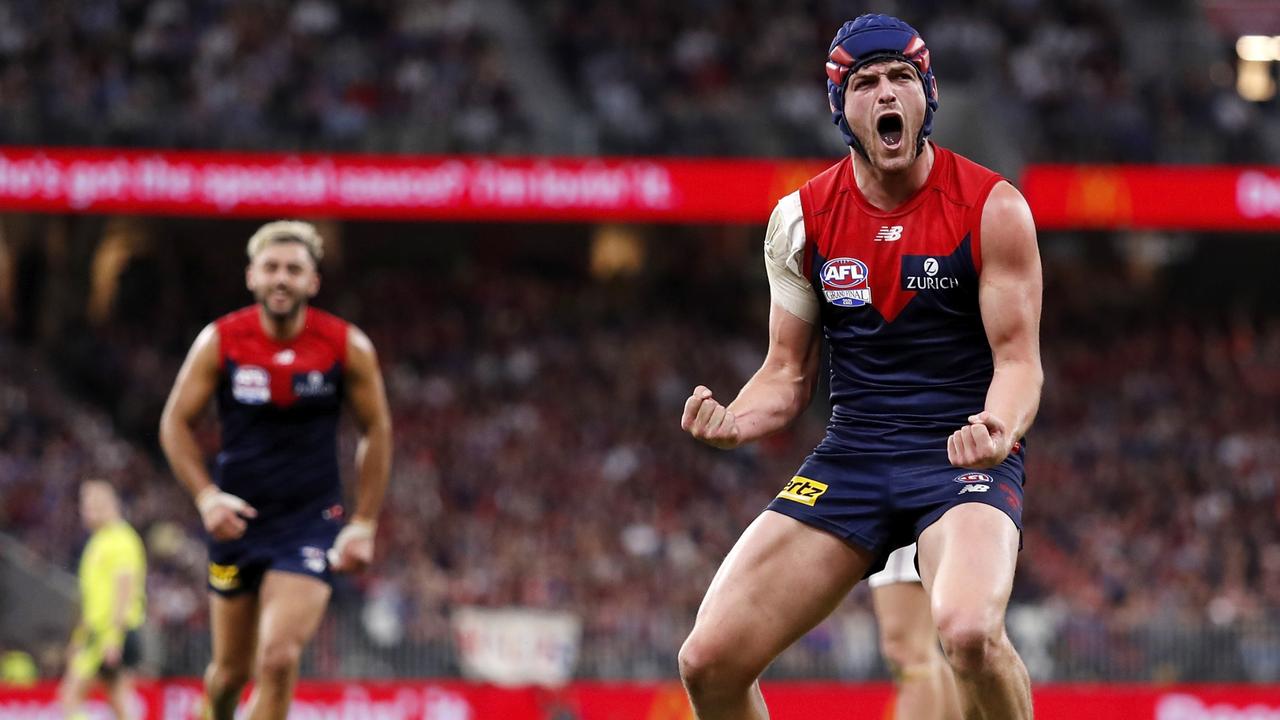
left=5, top=680, right=1280, bottom=719
left=1021, top=164, right=1280, bottom=231
left=0, top=147, right=827, bottom=224
left=0, top=148, right=1277, bottom=230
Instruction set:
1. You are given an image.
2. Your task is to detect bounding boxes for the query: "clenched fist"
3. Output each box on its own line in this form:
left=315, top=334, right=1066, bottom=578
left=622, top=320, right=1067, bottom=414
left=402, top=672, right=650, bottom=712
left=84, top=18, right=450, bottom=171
left=196, top=486, right=257, bottom=541
left=681, top=385, right=741, bottom=449
left=327, top=519, right=376, bottom=573
left=947, top=411, right=1015, bottom=469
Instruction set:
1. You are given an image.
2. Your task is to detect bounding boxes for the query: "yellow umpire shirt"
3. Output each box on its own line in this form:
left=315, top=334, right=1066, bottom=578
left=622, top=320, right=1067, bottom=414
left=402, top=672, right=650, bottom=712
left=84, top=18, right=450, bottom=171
left=78, top=520, right=146, bottom=640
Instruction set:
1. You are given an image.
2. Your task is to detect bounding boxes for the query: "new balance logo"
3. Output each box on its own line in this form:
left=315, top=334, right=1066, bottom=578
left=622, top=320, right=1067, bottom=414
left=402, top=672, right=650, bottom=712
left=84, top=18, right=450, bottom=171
left=874, top=225, right=903, bottom=241
left=958, top=484, right=990, bottom=494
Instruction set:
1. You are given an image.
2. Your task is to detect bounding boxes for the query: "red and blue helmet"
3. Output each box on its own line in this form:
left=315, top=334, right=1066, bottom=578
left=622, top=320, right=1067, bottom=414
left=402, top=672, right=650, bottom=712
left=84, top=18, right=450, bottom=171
left=826, top=14, right=939, bottom=156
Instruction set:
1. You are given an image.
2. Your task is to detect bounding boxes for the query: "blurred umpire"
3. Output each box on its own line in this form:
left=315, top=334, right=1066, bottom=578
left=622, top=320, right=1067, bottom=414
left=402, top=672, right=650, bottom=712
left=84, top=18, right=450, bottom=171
left=60, top=480, right=146, bottom=720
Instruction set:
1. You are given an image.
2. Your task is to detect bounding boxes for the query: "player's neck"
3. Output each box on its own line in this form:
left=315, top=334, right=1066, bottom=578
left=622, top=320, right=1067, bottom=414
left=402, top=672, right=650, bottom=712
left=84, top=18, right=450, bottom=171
left=88, top=515, right=118, bottom=532
left=258, top=305, right=308, bottom=342
left=852, top=141, right=934, bottom=211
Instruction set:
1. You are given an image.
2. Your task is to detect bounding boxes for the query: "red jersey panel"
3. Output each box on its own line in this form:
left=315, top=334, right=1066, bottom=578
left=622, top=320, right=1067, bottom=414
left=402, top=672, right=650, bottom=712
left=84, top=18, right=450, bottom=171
left=798, top=145, right=1008, bottom=453
left=213, top=306, right=348, bottom=528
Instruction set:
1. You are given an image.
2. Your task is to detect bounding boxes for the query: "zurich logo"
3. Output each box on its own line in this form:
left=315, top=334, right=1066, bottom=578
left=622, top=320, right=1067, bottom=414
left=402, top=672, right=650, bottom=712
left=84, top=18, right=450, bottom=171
left=294, top=370, right=336, bottom=398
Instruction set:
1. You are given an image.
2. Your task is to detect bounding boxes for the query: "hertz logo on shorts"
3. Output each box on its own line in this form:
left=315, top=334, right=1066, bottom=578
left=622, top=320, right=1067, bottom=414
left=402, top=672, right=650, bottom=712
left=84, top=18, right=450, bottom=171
left=208, top=563, right=241, bottom=591
left=777, top=476, right=829, bottom=507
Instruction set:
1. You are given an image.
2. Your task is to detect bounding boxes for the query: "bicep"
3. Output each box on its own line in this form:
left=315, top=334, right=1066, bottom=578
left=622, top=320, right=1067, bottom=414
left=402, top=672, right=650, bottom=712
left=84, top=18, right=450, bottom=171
left=763, top=301, right=821, bottom=376
left=162, top=324, right=220, bottom=424
left=979, top=182, right=1042, bottom=364
left=344, top=326, right=390, bottom=430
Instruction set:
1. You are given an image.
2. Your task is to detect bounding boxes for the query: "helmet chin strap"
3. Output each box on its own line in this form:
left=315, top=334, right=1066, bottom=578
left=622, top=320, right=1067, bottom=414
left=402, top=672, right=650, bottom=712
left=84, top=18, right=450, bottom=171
left=850, top=129, right=871, bottom=163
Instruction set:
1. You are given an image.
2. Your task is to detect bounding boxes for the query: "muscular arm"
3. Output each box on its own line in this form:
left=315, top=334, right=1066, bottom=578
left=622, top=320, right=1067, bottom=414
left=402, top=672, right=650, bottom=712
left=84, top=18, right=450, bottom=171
left=327, top=326, right=392, bottom=572
left=682, top=303, right=820, bottom=449
left=102, top=568, right=136, bottom=663
left=948, top=181, right=1043, bottom=467
left=724, top=305, right=821, bottom=444
left=160, top=325, right=256, bottom=539
left=110, top=570, right=135, bottom=632
left=343, top=326, right=392, bottom=527
left=159, top=324, right=221, bottom=499
left=683, top=194, right=822, bottom=449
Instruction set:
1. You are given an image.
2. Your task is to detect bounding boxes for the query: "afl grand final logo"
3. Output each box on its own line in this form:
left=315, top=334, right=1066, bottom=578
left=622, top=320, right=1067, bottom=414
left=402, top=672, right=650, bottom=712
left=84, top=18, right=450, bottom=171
left=231, top=365, right=271, bottom=405
left=820, top=257, right=872, bottom=307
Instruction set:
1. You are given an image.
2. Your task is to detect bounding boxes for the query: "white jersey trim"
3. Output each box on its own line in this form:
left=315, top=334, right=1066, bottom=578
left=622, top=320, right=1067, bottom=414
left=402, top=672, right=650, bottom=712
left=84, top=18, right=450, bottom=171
left=763, top=191, right=819, bottom=324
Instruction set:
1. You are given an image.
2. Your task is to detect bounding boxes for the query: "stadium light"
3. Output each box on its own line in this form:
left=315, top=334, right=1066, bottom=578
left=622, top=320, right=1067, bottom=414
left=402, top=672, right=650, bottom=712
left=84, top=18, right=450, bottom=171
left=1235, top=35, right=1278, bottom=101
left=1238, top=59, right=1277, bottom=101
left=1235, top=35, right=1280, bottom=62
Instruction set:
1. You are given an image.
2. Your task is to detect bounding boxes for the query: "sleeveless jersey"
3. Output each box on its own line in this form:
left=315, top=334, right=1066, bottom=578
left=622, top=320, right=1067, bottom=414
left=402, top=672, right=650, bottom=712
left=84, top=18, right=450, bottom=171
left=214, top=306, right=347, bottom=528
left=792, top=145, right=1004, bottom=453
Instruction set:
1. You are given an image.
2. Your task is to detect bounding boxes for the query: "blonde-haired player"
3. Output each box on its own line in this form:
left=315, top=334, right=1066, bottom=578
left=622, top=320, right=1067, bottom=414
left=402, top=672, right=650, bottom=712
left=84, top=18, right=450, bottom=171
left=161, top=221, right=392, bottom=720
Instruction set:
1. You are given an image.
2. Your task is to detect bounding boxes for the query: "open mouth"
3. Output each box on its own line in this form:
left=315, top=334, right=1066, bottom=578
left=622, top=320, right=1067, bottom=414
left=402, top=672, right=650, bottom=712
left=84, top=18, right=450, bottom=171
left=876, top=113, right=904, bottom=150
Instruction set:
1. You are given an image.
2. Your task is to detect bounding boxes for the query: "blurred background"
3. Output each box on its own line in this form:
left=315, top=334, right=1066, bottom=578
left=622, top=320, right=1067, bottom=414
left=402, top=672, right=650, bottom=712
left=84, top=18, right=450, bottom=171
left=2, top=0, right=1280, bottom=713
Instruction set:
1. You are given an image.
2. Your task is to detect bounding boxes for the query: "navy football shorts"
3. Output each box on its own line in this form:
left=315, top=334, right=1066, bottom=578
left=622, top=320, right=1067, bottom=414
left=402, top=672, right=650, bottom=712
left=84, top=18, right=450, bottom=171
left=206, top=512, right=342, bottom=596
left=766, top=444, right=1025, bottom=578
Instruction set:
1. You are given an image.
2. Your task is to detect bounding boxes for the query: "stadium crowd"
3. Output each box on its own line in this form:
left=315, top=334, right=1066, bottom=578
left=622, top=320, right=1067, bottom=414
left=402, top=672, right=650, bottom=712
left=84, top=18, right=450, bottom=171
left=0, top=0, right=1273, bottom=162
left=1, top=0, right=1278, bottom=686
left=0, top=0, right=528, bottom=154
left=3, top=228, right=1280, bottom=681
left=536, top=0, right=1261, bottom=162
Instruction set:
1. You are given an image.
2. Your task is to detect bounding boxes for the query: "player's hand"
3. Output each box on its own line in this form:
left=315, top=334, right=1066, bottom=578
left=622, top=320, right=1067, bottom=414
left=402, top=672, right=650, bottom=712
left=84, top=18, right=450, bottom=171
left=327, top=520, right=375, bottom=573
left=681, top=385, right=741, bottom=450
left=947, top=411, right=1014, bottom=469
left=102, top=639, right=122, bottom=669
left=196, top=486, right=257, bottom=542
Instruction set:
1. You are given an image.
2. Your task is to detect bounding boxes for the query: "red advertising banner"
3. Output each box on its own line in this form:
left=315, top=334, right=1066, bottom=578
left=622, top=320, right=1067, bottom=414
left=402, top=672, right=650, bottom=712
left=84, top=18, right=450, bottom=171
left=0, top=147, right=827, bottom=224
left=0, top=147, right=1277, bottom=231
left=5, top=680, right=1280, bottom=720
left=1021, top=164, right=1280, bottom=231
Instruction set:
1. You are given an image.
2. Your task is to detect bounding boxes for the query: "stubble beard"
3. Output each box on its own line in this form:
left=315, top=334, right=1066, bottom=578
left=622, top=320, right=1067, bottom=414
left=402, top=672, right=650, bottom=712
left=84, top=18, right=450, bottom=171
left=258, top=288, right=304, bottom=323
left=857, top=126, right=919, bottom=174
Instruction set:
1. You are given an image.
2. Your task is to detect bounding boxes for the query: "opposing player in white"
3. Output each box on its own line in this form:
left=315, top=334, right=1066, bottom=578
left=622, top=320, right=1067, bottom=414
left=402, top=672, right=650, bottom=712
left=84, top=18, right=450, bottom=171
left=870, top=543, right=961, bottom=719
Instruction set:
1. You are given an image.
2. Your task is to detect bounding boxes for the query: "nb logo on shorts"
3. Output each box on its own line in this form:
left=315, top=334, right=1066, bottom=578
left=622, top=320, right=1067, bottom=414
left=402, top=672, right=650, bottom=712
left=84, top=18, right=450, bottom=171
left=208, top=562, right=241, bottom=591
left=300, top=546, right=327, bottom=574
left=777, top=476, right=829, bottom=507
left=958, top=484, right=990, bottom=495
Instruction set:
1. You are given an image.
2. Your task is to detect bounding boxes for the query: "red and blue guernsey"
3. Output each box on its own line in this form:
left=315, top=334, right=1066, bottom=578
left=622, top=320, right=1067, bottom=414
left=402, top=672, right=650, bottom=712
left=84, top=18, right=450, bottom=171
left=214, top=306, right=347, bottom=534
left=764, top=144, right=1027, bottom=570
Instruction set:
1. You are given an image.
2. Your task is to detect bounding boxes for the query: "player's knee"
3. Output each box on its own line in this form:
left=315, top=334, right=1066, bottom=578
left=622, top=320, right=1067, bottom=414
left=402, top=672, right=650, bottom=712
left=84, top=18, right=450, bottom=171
left=879, top=628, right=936, bottom=680
left=678, top=634, right=758, bottom=698
left=57, top=678, right=79, bottom=706
left=676, top=636, right=715, bottom=687
left=934, top=609, right=1004, bottom=676
left=204, top=661, right=251, bottom=697
left=256, top=641, right=303, bottom=684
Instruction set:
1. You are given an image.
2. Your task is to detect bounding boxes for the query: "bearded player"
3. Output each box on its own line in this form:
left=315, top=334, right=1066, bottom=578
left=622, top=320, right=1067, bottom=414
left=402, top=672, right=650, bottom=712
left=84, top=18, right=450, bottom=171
left=160, top=222, right=392, bottom=720
left=679, top=14, right=1041, bottom=720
